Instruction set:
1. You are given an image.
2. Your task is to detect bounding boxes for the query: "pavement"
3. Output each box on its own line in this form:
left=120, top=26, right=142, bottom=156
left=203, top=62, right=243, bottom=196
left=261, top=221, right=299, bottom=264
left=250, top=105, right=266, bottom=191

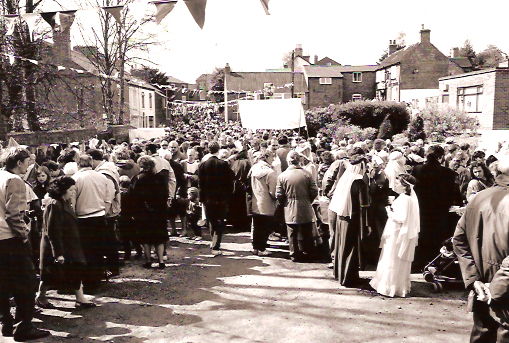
left=7, top=232, right=473, bottom=343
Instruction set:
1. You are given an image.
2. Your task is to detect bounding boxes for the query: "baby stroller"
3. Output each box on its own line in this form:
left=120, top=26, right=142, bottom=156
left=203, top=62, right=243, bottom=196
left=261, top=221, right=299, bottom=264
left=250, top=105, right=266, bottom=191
left=422, top=237, right=463, bottom=293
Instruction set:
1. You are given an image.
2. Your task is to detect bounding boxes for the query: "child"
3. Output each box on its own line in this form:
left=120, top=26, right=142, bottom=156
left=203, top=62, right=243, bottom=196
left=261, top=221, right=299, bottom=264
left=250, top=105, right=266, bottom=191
left=186, top=187, right=202, bottom=241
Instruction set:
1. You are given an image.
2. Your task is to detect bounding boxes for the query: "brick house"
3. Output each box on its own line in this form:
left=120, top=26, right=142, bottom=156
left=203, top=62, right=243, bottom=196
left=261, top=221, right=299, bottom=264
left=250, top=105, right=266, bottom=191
left=303, top=65, right=377, bottom=109
left=438, top=67, right=509, bottom=130
left=314, top=56, right=341, bottom=66
left=376, top=27, right=464, bottom=109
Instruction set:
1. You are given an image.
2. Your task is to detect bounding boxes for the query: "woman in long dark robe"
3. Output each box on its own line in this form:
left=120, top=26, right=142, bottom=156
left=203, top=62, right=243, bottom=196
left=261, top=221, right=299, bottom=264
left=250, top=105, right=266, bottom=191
left=329, top=154, right=370, bottom=287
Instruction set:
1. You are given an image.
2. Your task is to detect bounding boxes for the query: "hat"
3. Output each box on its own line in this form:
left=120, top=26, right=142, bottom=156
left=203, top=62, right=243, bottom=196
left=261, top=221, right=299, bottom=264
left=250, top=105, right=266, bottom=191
left=445, top=137, right=455, bottom=144
left=350, top=154, right=367, bottom=165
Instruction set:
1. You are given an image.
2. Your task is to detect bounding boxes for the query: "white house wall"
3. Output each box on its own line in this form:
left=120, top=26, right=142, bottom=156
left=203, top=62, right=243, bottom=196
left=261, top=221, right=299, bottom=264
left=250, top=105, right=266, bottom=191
left=400, top=89, right=439, bottom=109
left=438, top=71, right=496, bottom=130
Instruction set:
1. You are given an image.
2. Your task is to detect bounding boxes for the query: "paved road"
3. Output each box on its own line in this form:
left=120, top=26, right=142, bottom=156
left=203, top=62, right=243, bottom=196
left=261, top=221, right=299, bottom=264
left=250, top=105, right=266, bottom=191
left=14, top=232, right=472, bottom=343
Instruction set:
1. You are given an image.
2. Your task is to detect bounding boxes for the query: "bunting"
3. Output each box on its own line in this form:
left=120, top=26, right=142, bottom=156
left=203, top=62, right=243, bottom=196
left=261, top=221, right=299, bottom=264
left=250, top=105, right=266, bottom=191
left=4, top=15, right=18, bottom=36
left=40, top=11, right=57, bottom=29
left=184, top=0, right=207, bottom=29
left=153, top=1, right=177, bottom=25
left=58, top=11, right=77, bottom=32
left=103, top=6, right=124, bottom=25
left=260, top=0, right=270, bottom=15
left=20, top=13, right=39, bottom=41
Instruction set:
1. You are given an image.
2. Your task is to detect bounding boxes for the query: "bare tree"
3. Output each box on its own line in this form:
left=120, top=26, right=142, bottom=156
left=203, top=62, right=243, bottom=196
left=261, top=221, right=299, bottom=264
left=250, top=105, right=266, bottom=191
left=72, top=0, right=157, bottom=125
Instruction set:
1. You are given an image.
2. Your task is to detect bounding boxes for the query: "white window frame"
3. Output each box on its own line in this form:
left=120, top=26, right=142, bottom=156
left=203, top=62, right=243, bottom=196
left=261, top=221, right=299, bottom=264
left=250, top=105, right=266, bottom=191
left=149, top=93, right=153, bottom=108
left=352, top=94, right=362, bottom=101
left=353, top=72, right=362, bottom=83
left=141, top=92, right=145, bottom=109
left=319, top=77, right=332, bottom=85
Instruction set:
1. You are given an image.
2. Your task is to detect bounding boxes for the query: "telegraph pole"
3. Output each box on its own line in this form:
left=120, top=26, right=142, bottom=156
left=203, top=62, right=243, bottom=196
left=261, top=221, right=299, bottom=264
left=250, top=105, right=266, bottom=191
left=291, top=50, right=295, bottom=98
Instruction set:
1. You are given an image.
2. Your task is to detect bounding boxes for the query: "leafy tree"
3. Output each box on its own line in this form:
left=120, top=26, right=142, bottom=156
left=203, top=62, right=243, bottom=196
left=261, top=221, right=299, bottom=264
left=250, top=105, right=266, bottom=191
left=406, top=115, right=426, bottom=141
left=377, top=115, right=394, bottom=139
left=476, top=44, right=507, bottom=69
left=459, top=39, right=476, bottom=63
left=131, top=66, right=170, bottom=85
left=209, top=67, right=224, bottom=110
left=282, top=50, right=293, bottom=68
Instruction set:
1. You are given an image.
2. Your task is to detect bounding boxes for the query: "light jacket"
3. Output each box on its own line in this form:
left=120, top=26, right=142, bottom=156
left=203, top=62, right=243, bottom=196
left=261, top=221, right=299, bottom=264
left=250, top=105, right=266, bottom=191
left=453, top=184, right=509, bottom=289
left=250, top=161, right=277, bottom=216
left=0, top=170, right=28, bottom=241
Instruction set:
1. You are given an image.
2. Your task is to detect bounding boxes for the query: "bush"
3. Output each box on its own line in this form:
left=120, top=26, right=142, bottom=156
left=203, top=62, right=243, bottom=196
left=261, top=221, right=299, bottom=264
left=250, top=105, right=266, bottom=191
left=407, top=115, right=426, bottom=142
left=305, top=100, right=410, bottom=139
left=377, top=115, right=394, bottom=139
left=420, top=104, right=479, bottom=142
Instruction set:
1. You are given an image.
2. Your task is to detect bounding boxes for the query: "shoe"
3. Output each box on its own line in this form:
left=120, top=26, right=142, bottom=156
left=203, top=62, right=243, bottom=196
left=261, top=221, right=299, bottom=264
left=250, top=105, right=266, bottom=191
left=142, top=262, right=152, bottom=269
left=35, top=299, right=56, bottom=309
left=211, top=250, right=222, bottom=256
left=75, top=302, right=97, bottom=309
left=258, top=250, right=271, bottom=257
left=194, top=236, right=202, bottom=241
left=1, top=321, right=13, bottom=337
left=251, top=249, right=259, bottom=256
left=327, top=262, right=334, bottom=269
left=157, top=263, right=165, bottom=270
left=268, top=233, right=280, bottom=241
left=13, top=324, right=51, bottom=342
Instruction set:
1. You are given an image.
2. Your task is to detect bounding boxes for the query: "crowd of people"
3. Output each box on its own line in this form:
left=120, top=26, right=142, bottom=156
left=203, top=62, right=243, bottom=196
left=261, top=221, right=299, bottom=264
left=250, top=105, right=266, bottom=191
left=1, top=110, right=509, bottom=341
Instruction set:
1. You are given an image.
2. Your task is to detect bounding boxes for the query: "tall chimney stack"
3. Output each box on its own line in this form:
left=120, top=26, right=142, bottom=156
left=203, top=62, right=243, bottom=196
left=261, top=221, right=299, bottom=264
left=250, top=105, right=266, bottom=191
left=388, top=40, right=398, bottom=55
left=314, top=54, right=318, bottom=65
left=295, top=44, right=303, bottom=58
left=420, top=24, right=431, bottom=44
left=451, top=47, right=460, bottom=58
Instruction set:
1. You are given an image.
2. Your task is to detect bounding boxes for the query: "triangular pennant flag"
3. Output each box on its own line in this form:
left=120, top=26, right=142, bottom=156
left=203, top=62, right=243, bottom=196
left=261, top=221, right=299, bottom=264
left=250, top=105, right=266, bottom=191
left=58, top=11, right=76, bottom=32
left=20, top=13, right=39, bottom=40
left=184, top=0, right=207, bottom=29
left=4, top=15, right=18, bottom=36
left=103, top=6, right=124, bottom=25
left=153, top=1, right=177, bottom=25
left=8, top=54, right=15, bottom=65
left=27, top=59, right=38, bottom=65
left=57, top=66, right=65, bottom=71
left=40, top=11, right=57, bottom=29
left=8, top=137, right=19, bottom=148
left=260, top=0, right=270, bottom=15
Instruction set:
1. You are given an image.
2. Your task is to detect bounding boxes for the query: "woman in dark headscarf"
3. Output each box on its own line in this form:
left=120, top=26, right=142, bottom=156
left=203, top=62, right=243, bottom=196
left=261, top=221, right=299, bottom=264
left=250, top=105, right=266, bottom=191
left=36, top=176, right=96, bottom=309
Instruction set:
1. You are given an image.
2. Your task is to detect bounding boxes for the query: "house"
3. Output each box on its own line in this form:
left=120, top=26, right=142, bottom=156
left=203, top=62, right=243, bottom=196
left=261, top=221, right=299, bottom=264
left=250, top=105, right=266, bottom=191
left=127, top=79, right=158, bottom=128
left=314, top=56, right=341, bottom=66
left=438, top=67, right=509, bottom=130
left=449, top=47, right=476, bottom=73
left=303, top=65, right=377, bottom=109
left=376, top=26, right=465, bottom=109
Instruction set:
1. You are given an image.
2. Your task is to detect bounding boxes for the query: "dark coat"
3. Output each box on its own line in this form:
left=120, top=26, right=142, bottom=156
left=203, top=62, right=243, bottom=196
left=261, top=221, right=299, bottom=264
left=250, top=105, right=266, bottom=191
left=198, top=156, right=234, bottom=203
left=276, top=165, right=319, bottom=224
left=41, top=199, right=85, bottom=265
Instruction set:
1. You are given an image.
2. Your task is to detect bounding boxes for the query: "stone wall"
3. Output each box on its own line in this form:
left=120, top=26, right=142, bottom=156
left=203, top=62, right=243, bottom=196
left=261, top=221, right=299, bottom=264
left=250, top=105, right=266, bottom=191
left=6, top=125, right=133, bottom=147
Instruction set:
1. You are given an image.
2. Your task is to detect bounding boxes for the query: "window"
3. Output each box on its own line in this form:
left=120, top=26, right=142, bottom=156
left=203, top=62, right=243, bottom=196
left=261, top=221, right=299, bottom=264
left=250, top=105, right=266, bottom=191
left=319, top=77, right=332, bottom=85
left=353, top=72, right=362, bottom=82
left=149, top=93, right=152, bottom=108
left=141, top=92, right=145, bottom=109
left=457, top=85, right=483, bottom=113
left=352, top=94, right=362, bottom=101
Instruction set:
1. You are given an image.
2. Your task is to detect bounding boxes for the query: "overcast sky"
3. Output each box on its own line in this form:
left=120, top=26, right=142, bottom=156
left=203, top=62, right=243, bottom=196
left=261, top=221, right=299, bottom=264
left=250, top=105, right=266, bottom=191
left=45, top=0, right=509, bottom=84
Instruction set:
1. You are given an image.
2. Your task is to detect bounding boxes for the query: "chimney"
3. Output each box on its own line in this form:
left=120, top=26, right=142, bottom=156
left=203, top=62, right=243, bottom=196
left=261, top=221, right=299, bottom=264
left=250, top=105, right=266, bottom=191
left=388, top=40, right=398, bottom=55
left=53, top=26, right=72, bottom=65
left=451, top=47, right=460, bottom=58
left=420, top=24, right=431, bottom=44
left=224, top=63, right=231, bottom=75
left=295, top=44, right=303, bottom=58
left=314, top=54, right=318, bottom=65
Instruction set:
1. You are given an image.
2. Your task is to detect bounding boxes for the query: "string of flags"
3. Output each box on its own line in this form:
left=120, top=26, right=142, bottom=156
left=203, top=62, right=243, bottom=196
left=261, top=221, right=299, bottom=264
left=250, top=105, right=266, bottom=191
left=1, top=0, right=271, bottom=41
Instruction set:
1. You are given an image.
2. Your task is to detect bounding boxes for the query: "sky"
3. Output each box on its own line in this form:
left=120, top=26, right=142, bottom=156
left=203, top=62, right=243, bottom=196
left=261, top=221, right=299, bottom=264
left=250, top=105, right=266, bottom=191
left=41, top=0, right=509, bottom=84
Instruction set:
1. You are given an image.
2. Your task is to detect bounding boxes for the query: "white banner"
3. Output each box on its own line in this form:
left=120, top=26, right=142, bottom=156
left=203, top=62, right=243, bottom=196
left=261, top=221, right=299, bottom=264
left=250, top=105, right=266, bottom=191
left=238, top=98, right=306, bottom=130
left=129, top=128, right=167, bottom=142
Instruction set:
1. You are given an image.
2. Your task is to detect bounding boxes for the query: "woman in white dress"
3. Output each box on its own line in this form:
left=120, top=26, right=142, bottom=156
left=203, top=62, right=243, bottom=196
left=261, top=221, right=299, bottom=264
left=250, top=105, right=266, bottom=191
left=370, top=173, right=420, bottom=297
